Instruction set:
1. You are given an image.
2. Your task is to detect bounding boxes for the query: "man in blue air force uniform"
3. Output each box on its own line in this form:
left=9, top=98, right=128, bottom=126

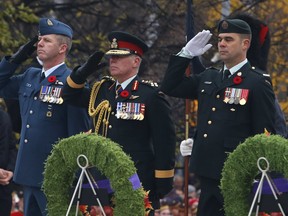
left=0, top=18, right=91, bottom=215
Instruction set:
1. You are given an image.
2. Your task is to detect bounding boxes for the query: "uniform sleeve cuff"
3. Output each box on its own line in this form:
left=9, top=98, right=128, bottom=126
left=176, top=48, right=194, bottom=59
left=67, top=76, right=85, bottom=89
left=155, top=169, right=174, bottom=178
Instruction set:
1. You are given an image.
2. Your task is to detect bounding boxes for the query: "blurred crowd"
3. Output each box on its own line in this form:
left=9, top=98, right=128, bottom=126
left=155, top=174, right=200, bottom=216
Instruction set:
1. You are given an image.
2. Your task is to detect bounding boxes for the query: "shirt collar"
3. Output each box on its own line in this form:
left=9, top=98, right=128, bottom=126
left=42, top=62, right=65, bottom=77
left=224, top=59, right=248, bottom=75
left=116, top=75, right=137, bottom=90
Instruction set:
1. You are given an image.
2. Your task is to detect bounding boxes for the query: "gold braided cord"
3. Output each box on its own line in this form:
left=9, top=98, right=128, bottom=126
left=88, top=80, right=111, bottom=136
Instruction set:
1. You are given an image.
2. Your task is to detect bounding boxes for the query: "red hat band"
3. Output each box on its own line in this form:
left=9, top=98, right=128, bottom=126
left=117, top=41, right=143, bottom=56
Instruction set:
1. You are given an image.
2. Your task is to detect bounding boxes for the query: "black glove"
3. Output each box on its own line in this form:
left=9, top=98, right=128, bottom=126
left=70, top=51, right=106, bottom=84
left=9, top=36, right=38, bottom=64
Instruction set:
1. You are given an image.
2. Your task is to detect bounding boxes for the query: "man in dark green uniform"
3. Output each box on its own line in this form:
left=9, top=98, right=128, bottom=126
left=63, top=31, right=176, bottom=214
left=160, top=19, right=276, bottom=216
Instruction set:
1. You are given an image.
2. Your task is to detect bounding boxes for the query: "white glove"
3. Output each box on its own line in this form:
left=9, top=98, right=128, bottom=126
left=183, top=30, right=213, bottom=57
left=180, top=138, right=194, bottom=156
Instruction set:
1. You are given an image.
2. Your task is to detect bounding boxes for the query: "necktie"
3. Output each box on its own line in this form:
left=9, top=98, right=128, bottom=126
left=40, top=72, right=45, bottom=82
left=222, top=69, right=230, bottom=81
left=115, top=84, right=123, bottom=98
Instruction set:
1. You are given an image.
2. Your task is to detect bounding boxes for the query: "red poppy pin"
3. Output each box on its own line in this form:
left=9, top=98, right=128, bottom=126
left=120, top=90, right=130, bottom=98
left=233, top=74, right=242, bottom=85
left=47, top=75, right=57, bottom=83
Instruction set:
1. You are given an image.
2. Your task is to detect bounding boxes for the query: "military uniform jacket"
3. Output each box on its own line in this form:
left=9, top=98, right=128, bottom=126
left=63, top=75, right=176, bottom=203
left=161, top=55, right=276, bottom=180
left=0, top=57, right=91, bottom=188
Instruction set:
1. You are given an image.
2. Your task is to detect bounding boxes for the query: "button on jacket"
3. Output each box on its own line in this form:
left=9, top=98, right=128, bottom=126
left=0, top=57, right=91, bottom=188
left=63, top=75, right=176, bottom=207
left=161, top=55, right=276, bottom=180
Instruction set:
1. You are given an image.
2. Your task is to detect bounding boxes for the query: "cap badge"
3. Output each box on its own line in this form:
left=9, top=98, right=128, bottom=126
left=221, top=21, right=228, bottom=29
left=111, top=38, right=118, bottom=49
left=47, top=19, right=53, bottom=26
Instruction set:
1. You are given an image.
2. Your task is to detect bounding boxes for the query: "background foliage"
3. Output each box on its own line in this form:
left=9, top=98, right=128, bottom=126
left=0, top=0, right=287, bottom=170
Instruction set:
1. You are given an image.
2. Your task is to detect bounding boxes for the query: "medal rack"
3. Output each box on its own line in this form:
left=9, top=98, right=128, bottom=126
left=248, top=157, right=286, bottom=216
left=66, top=154, right=106, bottom=216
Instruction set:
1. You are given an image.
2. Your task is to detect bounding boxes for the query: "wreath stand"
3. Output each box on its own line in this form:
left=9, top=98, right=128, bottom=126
left=43, top=133, right=147, bottom=216
left=66, top=154, right=106, bottom=216
left=248, top=157, right=286, bottom=216
left=221, top=134, right=288, bottom=216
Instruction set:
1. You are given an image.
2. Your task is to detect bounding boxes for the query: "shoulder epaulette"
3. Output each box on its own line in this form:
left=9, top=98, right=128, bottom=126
left=251, top=66, right=272, bottom=86
left=102, top=76, right=115, bottom=81
left=140, top=79, right=159, bottom=88
left=251, top=66, right=270, bottom=77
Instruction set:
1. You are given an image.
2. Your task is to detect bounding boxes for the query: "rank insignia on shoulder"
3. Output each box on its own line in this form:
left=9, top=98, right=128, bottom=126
left=223, top=87, right=249, bottom=105
left=116, top=102, right=145, bottom=120
left=141, top=79, right=159, bottom=87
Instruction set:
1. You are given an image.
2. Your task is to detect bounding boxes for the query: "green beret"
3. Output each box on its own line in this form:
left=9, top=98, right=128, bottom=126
left=218, top=19, right=251, bottom=35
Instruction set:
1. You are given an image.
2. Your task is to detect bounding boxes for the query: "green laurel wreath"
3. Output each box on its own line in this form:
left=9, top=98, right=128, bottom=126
left=43, top=133, right=145, bottom=216
left=221, top=134, right=288, bottom=215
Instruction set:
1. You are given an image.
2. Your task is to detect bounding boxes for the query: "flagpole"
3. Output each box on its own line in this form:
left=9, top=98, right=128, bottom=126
left=184, top=1, right=194, bottom=215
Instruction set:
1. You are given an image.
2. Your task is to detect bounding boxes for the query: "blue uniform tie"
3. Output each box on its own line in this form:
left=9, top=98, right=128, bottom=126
left=40, top=72, right=45, bottom=82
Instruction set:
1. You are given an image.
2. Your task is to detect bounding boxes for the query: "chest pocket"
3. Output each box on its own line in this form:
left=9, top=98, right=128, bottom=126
left=197, top=83, right=215, bottom=108
left=18, top=86, right=34, bottom=115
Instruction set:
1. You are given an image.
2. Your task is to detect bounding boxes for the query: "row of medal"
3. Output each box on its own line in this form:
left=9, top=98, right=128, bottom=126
left=116, top=102, right=145, bottom=120
left=223, top=87, right=249, bottom=105
left=39, top=86, right=63, bottom=104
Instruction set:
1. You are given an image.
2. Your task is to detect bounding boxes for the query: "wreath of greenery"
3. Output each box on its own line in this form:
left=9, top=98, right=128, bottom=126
left=43, top=133, right=146, bottom=216
left=221, top=134, right=288, bottom=215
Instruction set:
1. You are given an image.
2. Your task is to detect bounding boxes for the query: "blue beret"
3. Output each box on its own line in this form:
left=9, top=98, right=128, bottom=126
left=218, top=19, right=251, bottom=35
left=38, top=18, right=73, bottom=38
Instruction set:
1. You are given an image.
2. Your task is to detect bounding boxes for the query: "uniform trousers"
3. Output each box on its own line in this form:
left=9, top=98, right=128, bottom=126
left=23, top=186, right=47, bottom=216
left=0, top=184, right=12, bottom=216
left=197, top=176, right=225, bottom=216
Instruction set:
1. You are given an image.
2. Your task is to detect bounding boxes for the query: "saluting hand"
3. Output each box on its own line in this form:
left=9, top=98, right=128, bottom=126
left=183, top=30, right=212, bottom=57
left=70, top=51, right=107, bottom=84
left=9, top=36, right=38, bottom=64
